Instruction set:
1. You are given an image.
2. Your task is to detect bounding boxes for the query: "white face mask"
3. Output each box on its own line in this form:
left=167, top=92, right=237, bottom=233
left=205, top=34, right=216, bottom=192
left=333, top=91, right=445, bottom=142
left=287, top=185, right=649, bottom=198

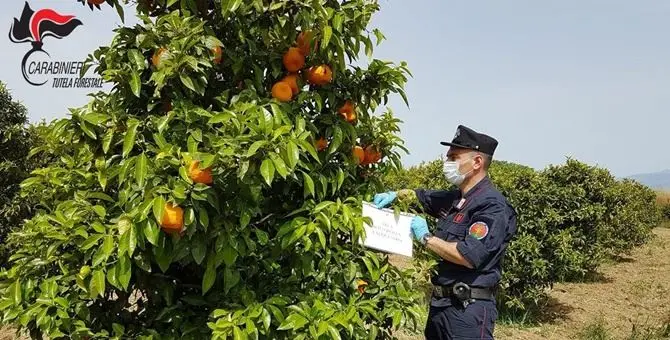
left=442, top=157, right=475, bottom=185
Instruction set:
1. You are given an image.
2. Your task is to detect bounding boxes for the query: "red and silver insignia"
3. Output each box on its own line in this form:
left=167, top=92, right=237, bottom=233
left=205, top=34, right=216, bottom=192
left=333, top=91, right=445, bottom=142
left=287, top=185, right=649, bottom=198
left=453, top=213, right=465, bottom=223
left=456, top=198, right=466, bottom=209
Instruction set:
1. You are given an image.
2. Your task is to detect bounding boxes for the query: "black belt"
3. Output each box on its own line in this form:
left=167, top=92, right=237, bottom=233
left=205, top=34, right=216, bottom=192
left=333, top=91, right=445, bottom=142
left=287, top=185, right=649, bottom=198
left=432, top=282, right=496, bottom=301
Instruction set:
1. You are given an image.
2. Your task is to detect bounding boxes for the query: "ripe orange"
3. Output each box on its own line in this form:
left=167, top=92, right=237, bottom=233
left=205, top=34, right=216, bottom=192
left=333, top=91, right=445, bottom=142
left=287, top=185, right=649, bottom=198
left=315, top=137, right=328, bottom=151
left=352, top=146, right=365, bottom=164
left=88, top=0, right=105, bottom=5
left=338, top=101, right=356, bottom=123
left=363, top=145, right=382, bottom=164
left=160, top=203, right=183, bottom=233
left=296, top=31, right=317, bottom=56
left=306, top=65, right=332, bottom=85
left=271, top=81, right=293, bottom=102
left=188, top=160, right=213, bottom=185
left=162, top=98, right=172, bottom=112
left=282, top=47, right=305, bottom=72
left=357, top=279, right=368, bottom=294
left=282, top=73, right=300, bottom=95
left=152, top=47, right=167, bottom=68
left=212, top=45, right=222, bottom=64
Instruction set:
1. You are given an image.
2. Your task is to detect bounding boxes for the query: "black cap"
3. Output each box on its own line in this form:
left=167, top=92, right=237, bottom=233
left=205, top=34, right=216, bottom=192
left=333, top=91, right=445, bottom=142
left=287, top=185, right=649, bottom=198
left=440, top=125, right=498, bottom=156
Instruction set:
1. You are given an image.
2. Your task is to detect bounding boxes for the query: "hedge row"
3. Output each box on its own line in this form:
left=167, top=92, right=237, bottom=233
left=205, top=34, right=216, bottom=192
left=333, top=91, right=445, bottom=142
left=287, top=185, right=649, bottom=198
left=382, top=157, right=663, bottom=312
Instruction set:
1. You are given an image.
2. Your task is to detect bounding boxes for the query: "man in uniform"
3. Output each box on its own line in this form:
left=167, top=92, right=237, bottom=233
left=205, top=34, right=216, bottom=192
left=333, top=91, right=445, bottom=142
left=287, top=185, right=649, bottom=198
left=373, top=125, right=517, bottom=339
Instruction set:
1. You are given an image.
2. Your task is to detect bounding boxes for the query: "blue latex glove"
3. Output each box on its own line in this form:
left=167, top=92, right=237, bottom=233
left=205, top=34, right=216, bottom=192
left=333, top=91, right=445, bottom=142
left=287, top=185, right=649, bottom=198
left=373, top=191, right=397, bottom=208
left=410, top=216, right=430, bottom=241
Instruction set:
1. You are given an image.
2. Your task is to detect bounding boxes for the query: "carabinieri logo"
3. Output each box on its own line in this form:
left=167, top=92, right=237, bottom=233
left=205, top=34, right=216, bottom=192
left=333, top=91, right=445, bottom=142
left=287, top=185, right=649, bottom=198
left=9, top=2, right=103, bottom=88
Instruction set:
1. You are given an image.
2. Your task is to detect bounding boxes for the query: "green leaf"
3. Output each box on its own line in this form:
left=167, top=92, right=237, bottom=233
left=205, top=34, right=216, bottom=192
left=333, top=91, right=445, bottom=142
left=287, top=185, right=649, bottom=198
left=199, top=208, right=209, bottom=230
left=130, top=70, right=141, bottom=97
left=286, top=140, right=300, bottom=168
left=93, top=205, right=106, bottom=218
left=278, top=313, right=309, bottom=331
left=92, top=236, right=114, bottom=267
left=127, top=224, right=138, bottom=256
left=246, top=140, right=267, bottom=157
left=303, top=173, right=315, bottom=198
left=187, top=135, right=198, bottom=154
left=135, top=153, right=148, bottom=187
left=270, top=153, right=288, bottom=178
left=336, top=168, right=345, bottom=190
left=122, top=119, right=139, bottom=158
left=142, top=219, right=159, bottom=246
left=90, top=270, right=106, bottom=298
left=113, top=323, right=125, bottom=337
left=223, top=267, right=240, bottom=294
left=102, top=129, right=114, bottom=154
left=322, top=26, right=333, bottom=50
left=260, top=159, right=275, bottom=186
left=79, top=121, right=97, bottom=139
left=222, top=246, right=238, bottom=267
left=328, top=127, right=342, bottom=155
left=81, top=234, right=104, bottom=250
left=180, top=74, right=197, bottom=93
left=11, top=281, right=21, bottom=305
left=128, top=49, right=145, bottom=69
left=116, top=255, right=132, bottom=291
left=202, top=256, right=216, bottom=294
left=152, top=196, right=165, bottom=223
left=191, top=240, right=206, bottom=265
left=81, top=112, right=110, bottom=125
left=328, top=325, right=342, bottom=340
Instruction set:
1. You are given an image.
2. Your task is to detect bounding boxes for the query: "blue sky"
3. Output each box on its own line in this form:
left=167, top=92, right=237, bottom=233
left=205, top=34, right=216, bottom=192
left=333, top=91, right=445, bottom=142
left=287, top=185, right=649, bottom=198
left=2, top=1, right=670, bottom=177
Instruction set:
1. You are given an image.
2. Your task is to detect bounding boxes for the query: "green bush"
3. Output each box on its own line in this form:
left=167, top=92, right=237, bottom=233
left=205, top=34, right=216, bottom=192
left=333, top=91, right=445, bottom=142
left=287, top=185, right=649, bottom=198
left=0, top=81, right=46, bottom=266
left=382, top=157, right=661, bottom=313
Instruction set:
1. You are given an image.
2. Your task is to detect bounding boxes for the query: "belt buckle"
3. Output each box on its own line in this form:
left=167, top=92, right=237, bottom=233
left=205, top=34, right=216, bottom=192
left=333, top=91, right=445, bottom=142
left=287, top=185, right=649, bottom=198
left=452, top=282, right=473, bottom=308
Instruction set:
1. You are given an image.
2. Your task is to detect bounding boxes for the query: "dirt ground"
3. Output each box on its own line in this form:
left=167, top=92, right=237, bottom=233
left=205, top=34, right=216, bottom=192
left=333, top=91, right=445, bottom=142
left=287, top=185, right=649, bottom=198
left=2, top=228, right=669, bottom=340
left=495, top=227, right=670, bottom=340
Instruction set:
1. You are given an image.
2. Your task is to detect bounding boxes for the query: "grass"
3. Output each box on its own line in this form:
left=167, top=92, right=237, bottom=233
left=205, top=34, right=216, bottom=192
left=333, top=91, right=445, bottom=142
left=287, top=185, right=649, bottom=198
left=576, top=315, right=670, bottom=340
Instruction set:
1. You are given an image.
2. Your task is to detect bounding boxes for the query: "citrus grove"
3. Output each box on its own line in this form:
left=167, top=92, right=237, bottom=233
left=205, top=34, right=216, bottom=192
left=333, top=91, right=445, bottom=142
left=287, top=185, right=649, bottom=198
left=0, top=0, right=422, bottom=339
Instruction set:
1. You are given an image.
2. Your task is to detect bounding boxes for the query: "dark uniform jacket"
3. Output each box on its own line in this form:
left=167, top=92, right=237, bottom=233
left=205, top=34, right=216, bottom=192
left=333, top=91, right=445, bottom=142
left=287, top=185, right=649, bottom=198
left=415, top=176, right=517, bottom=307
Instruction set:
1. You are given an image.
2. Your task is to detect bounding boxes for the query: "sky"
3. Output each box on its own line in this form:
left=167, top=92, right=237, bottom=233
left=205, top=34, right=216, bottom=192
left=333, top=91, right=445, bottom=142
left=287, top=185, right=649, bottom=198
left=2, top=1, right=670, bottom=177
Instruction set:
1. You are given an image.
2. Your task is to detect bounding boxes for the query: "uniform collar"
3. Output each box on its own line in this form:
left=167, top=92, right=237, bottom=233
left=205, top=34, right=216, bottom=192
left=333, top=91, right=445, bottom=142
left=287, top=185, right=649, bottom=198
left=463, top=176, right=491, bottom=199
left=452, top=176, right=491, bottom=209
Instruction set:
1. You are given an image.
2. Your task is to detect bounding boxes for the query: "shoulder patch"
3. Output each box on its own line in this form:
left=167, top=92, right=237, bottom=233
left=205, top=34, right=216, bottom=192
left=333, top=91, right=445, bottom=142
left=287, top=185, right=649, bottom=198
left=468, top=222, right=489, bottom=240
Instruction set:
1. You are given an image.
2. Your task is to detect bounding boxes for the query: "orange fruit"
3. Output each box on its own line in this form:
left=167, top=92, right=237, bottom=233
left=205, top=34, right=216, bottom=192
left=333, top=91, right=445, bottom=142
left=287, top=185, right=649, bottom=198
left=352, top=146, right=365, bottom=164
left=188, top=160, right=213, bottom=185
left=162, top=98, right=172, bottom=112
left=363, top=145, right=382, bottom=164
left=271, top=81, right=293, bottom=102
left=338, top=101, right=356, bottom=123
left=152, top=47, right=167, bottom=68
left=282, top=47, right=305, bottom=72
left=212, top=45, right=222, bottom=64
left=306, top=65, right=332, bottom=85
left=296, top=31, right=318, bottom=56
left=282, top=73, right=300, bottom=95
left=357, top=279, right=368, bottom=294
left=315, top=137, right=328, bottom=151
left=88, top=0, right=105, bottom=5
left=160, top=203, right=183, bottom=233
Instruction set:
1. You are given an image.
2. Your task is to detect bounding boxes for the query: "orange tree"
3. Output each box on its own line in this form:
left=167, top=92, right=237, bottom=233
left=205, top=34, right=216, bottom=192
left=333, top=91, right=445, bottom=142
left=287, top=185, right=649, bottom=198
left=0, top=0, right=424, bottom=339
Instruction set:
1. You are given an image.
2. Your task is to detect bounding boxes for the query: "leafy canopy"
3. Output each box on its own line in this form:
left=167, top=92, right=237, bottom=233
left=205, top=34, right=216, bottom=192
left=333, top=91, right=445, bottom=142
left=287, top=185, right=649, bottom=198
left=0, top=1, right=424, bottom=339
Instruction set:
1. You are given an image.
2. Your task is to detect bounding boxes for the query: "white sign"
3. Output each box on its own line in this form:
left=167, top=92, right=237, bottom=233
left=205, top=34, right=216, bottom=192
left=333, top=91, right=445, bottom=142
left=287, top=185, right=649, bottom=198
left=360, top=202, right=415, bottom=257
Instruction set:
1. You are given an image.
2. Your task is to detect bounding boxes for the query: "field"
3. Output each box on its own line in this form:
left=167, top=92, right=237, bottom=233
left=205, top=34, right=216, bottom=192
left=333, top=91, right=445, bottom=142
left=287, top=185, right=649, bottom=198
left=395, top=226, right=670, bottom=340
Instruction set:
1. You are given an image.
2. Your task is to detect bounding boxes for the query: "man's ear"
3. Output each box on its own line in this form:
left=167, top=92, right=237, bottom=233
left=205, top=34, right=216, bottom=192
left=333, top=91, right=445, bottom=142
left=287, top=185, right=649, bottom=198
left=473, top=152, right=484, bottom=170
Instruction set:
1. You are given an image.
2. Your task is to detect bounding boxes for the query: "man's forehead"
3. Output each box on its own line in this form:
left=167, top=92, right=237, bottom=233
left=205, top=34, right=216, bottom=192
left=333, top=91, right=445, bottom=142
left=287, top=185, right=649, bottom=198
left=446, top=147, right=470, bottom=157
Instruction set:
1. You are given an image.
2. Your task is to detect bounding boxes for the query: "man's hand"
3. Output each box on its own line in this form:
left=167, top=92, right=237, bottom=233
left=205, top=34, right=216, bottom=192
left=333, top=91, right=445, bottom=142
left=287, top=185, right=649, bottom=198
left=410, top=216, right=430, bottom=241
left=373, top=191, right=397, bottom=208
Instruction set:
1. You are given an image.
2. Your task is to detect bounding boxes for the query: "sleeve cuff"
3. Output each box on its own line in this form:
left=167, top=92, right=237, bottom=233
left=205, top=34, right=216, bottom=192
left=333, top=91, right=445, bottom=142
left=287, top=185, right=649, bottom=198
left=456, top=237, right=487, bottom=269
